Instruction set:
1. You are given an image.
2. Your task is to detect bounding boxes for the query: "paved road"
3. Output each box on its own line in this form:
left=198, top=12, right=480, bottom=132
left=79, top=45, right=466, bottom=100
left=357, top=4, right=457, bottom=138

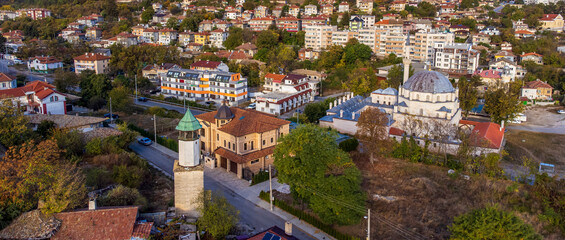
left=0, top=59, right=54, bottom=83
left=134, top=99, right=207, bottom=116
left=129, top=142, right=315, bottom=240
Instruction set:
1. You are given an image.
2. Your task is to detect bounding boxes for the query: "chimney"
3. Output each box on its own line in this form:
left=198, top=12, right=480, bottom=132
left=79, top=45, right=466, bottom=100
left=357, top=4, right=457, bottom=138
left=329, top=102, right=333, bottom=108
left=340, top=110, right=344, bottom=118
left=285, top=222, right=293, bottom=236
left=352, top=112, right=355, bottom=119
left=500, top=121, right=504, bottom=131
left=89, top=198, right=97, bottom=210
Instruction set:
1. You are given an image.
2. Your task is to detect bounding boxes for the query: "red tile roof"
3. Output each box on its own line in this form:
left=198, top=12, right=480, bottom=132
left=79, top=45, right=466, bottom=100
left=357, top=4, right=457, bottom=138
left=0, top=80, right=55, bottom=99
left=523, top=79, right=553, bottom=89
left=215, top=146, right=275, bottom=164
left=515, top=30, right=534, bottom=34
left=459, top=120, right=504, bottom=149
left=520, top=52, right=542, bottom=57
left=0, top=72, right=16, bottom=82
left=389, top=127, right=405, bottom=136
left=191, top=60, right=222, bottom=69
left=74, top=53, right=111, bottom=61
left=51, top=206, right=139, bottom=240
left=265, top=73, right=286, bottom=83
left=475, top=69, right=501, bottom=79
left=197, top=107, right=290, bottom=137
left=131, top=222, right=153, bottom=239
left=540, top=14, right=560, bottom=21
left=29, top=55, right=62, bottom=64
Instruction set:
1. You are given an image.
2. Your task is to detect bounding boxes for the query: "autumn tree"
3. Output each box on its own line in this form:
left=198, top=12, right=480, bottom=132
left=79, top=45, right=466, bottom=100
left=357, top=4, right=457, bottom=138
left=458, top=76, right=481, bottom=118
left=274, top=125, right=366, bottom=225
left=355, top=107, right=391, bottom=164
left=0, top=99, right=31, bottom=147
left=255, top=30, right=279, bottom=49
left=195, top=190, right=239, bottom=240
left=484, top=81, right=523, bottom=124
left=343, top=68, right=378, bottom=96
left=109, top=85, right=133, bottom=113
left=224, top=27, right=244, bottom=50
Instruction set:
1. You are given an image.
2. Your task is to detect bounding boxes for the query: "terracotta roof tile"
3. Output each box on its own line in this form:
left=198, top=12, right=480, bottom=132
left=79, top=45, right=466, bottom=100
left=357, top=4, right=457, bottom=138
left=191, top=60, right=222, bottom=69
left=131, top=222, right=153, bottom=239
left=524, top=79, right=553, bottom=89
left=197, top=107, right=289, bottom=137
left=215, top=146, right=275, bottom=164
left=0, top=72, right=16, bottom=82
left=459, top=120, right=504, bottom=149
left=74, top=53, right=111, bottom=61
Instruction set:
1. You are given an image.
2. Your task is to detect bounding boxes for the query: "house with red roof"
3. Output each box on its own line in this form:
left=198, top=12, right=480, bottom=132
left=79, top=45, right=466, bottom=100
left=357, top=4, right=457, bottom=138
left=27, top=56, right=63, bottom=73
left=474, top=69, right=503, bottom=85
left=0, top=80, right=67, bottom=114
left=257, top=73, right=313, bottom=115
left=514, top=30, right=535, bottom=39
left=459, top=120, right=505, bottom=153
left=520, top=52, right=543, bottom=65
left=246, top=225, right=299, bottom=240
left=540, top=14, right=563, bottom=32
left=0, top=72, right=16, bottom=90
left=74, top=52, right=111, bottom=74
left=190, top=60, right=229, bottom=72
left=521, top=79, right=553, bottom=100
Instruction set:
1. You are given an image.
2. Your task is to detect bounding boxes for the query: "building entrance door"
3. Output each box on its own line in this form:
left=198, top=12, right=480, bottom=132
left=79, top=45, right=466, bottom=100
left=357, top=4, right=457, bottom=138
left=229, top=161, right=238, bottom=174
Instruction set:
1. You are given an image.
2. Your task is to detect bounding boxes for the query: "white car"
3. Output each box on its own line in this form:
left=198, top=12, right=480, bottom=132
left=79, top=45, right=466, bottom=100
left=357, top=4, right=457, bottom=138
left=558, top=110, right=565, bottom=114
left=246, top=103, right=256, bottom=109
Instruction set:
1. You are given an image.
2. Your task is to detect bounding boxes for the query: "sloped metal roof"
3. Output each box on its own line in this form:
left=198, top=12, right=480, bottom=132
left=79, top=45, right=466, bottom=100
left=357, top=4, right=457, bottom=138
left=403, top=71, right=455, bottom=94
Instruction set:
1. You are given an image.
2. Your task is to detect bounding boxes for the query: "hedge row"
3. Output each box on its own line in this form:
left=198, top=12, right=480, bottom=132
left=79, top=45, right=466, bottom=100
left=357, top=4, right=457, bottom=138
left=128, top=123, right=179, bottom=152
left=259, top=191, right=360, bottom=240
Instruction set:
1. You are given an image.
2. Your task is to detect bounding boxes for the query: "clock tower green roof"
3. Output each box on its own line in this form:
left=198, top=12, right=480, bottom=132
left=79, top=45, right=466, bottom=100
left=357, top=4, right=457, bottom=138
left=176, top=109, right=202, bottom=131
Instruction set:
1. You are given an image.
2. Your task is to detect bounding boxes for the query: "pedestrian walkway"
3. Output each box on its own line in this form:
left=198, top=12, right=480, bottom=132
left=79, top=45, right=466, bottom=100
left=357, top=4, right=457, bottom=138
left=144, top=141, right=335, bottom=239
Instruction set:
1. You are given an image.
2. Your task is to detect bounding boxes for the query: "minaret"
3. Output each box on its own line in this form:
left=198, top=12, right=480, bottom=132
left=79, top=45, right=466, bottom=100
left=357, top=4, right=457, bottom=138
left=402, top=37, right=411, bottom=84
left=174, top=109, right=204, bottom=219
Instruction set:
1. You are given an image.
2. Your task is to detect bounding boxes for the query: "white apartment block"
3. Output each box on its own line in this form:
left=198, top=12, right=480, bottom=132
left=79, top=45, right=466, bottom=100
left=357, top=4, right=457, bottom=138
left=410, top=31, right=455, bottom=63
left=161, top=68, right=248, bottom=105
left=304, top=25, right=336, bottom=51
left=352, top=15, right=376, bottom=28
left=433, top=43, right=480, bottom=74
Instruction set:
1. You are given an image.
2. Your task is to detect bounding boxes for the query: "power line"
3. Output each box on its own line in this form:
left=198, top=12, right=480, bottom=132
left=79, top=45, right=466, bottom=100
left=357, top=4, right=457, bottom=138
left=292, top=183, right=427, bottom=240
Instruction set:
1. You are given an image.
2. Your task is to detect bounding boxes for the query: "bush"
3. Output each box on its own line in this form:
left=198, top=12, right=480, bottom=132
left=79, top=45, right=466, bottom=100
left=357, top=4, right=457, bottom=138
left=112, top=165, right=146, bottom=189
left=338, top=138, right=359, bottom=152
left=98, top=185, right=147, bottom=209
left=85, top=167, right=113, bottom=189
left=85, top=138, right=103, bottom=155
left=251, top=170, right=271, bottom=185
left=449, top=206, right=542, bottom=240
left=259, top=191, right=360, bottom=240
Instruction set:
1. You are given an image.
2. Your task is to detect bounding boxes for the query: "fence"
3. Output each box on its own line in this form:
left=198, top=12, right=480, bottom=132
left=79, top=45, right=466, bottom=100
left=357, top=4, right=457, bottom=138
left=128, top=123, right=179, bottom=152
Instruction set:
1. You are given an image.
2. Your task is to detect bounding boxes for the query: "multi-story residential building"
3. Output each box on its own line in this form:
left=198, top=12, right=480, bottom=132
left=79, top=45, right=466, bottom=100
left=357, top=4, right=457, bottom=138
left=512, top=20, right=530, bottom=31
left=301, top=16, right=327, bottom=27
left=158, top=28, right=178, bottom=45
left=141, top=28, right=159, bottom=43
left=86, top=27, right=102, bottom=40
left=480, top=26, right=501, bottom=35
left=332, top=30, right=359, bottom=46
left=77, top=14, right=104, bottom=27
left=304, top=4, right=318, bottom=15
left=521, top=79, right=553, bottom=100
left=0, top=10, right=17, bottom=21
left=488, top=58, right=527, bottom=81
left=215, top=21, right=233, bottom=31
left=390, top=0, right=406, bottom=11
left=210, top=29, right=228, bottom=48
left=194, top=32, right=211, bottom=45
left=68, top=22, right=86, bottom=30
left=276, top=17, right=301, bottom=32
left=349, top=16, right=364, bottom=31
left=433, top=43, right=480, bottom=74
left=225, top=11, right=240, bottom=19
left=322, top=4, right=334, bottom=15
left=254, top=5, right=269, bottom=18
left=161, top=68, right=248, bottom=105
left=474, top=69, right=504, bottom=86
left=257, top=73, right=313, bottom=115
left=494, top=50, right=515, bottom=62
left=0, top=81, right=66, bottom=115
left=249, top=17, right=275, bottom=31
left=108, top=32, right=138, bottom=47
left=471, top=33, right=490, bottom=45
left=199, top=20, right=215, bottom=32
left=354, top=15, right=376, bottom=28
left=338, top=2, right=349, bottom=12
left=0, top=73, right=16, bottom=90
left=242, top=10, right=254, bottom=20
left=298, top=48, right=321, bottom=60
left=196, top=105, right=290, bottom=179
left=304, top=25, right=336, bottom=50
left=540, top=14, right=564, bottom=32
left=410, top=31, right=455, bottom=62
left=356, top=0, right=374, bottom=14
left=73, top=53, right=111, bottom=74
left=288, top=5, right=300, bottom=16
left=16, top=8, right=51, bottom=20
left=272, top=6, right=283, bottom=17
left=27, top=56, right=63, bottom=73
left=520, top=52, right=543, bottom=65
left=131, top=25, right=145, bottom=37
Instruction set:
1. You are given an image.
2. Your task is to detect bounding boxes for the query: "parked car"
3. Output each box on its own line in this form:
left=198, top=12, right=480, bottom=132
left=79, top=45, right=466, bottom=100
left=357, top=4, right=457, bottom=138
left=138, top=97, right=148, bottom=102
left=558, top=110, right=565, bottom=114
left=205, top=101, right=215, bottom=105
left=103, top=113, right=119, bottom=119
left=246, top=103, right=256, bottom=109
left=150, top=89, right=161, bottom=94
left=138, top=137, right=152, bottom=146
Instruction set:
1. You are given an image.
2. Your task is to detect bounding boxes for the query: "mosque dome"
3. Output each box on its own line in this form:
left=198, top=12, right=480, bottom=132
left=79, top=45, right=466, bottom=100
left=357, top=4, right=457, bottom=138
left=403, top=71, right=455, bottom=94
left=215, top=104, right=234, bottom=120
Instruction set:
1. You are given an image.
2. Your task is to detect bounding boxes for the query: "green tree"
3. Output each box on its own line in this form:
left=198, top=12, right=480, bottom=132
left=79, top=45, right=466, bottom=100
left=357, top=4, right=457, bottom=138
left=51, top=129, right=85, bottom=159
left=343, top=68, right=375, bottom=96
left=449, top=207, right=542, bottom=240
left=355, top=107, right=391, bottom=164
left=255, top=30, right=279, bottom=49
left=458, top=76, right=481, bottom=118
left=224, top=27, right=243, bottom=50
left=343, top=38, right=372, bottom=65
left=36, top=120, right=56, bottom=138
left=166, top=17, right=179, bottom=30
left=387, top=64, right=413, bottom=88
left=273, top=125, right=366, bottom=225
left=275, top=44, right=296, bottom=72
left=415, top=2, right=437, bottom=17
left=109, top=85, right=133, bottom=113
left=141, top=6, right=155, bottom=23
left=484, top=81, right=523, bottom=124
left=79, top=71, right=113, bottom=106
left=53, top=70, right=79, bottom=93
left=98, top=185, right=147, bottom=207
left=0, top=100, right=31, bottom=147
left=303, top=97, right=334, bottom=123
left=459, top=0, right=479, bottom=9
left=196, top=190, right=239, bottom=240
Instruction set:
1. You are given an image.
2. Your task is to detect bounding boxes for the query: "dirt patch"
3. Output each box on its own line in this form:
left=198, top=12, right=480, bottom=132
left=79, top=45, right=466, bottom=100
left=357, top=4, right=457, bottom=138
left=504, top=130, right=565, bottom=177
left=121, top=114, right=180, bottom=140
left=521, top=106, right=565, bottom=127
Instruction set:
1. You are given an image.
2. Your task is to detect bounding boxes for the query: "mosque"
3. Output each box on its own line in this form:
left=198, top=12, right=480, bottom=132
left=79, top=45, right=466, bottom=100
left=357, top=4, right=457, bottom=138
left=320, top=55, right=505, bottom=154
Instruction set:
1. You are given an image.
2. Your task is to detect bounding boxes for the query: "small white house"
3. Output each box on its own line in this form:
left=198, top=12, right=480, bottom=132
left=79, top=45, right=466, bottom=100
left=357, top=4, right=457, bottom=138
left=27, top=56, right=63, bottom=73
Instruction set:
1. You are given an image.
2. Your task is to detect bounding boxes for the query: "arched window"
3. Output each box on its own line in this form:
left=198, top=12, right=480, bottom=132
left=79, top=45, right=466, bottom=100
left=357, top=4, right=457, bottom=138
left=416, top=94, right=419, bottom=100
left=437, top=96, right=441, bottom=102
left=426, top=95, right=430, bottom=101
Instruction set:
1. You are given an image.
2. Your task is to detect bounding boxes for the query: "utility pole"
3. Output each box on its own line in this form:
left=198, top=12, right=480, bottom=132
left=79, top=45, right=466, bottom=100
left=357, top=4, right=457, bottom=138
left=183, top=97, right=186, bottom=113
left=135, top=75, right=138, bottom=103
left=153, top=114, right=157, bottom=142
left=109, top=97, right=113, bottom=124
left=367, top=209, right=371, bottom=240
left=269, top=164, right=273, bottom=211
